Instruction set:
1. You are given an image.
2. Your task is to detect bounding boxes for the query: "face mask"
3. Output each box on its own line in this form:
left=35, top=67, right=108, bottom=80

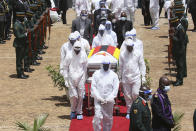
left=81, top=16, right=87, bottom=20
left=163, top=86, right=170, bottom=92
left=99, top=30, right=104, bottom=36
left=126, top=46, right=133, bottom=53
left=103, top=64, right=109, bottom=71
left=105, top=24, right=111, bottom=30
left=121, top=17, right=127, bottom=21
left=74, top=49, right=80, bottom=55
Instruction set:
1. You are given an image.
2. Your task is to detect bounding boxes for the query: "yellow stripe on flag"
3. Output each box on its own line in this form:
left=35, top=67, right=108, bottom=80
left=88, top=48, right=95, bottom=58
left=113, top=48, right=120, bottom=60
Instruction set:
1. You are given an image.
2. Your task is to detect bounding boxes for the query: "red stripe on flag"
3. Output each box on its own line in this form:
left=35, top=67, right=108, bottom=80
left=107, top=46, right=116, bottom=56
left=92, top=46, right=101, bottom=55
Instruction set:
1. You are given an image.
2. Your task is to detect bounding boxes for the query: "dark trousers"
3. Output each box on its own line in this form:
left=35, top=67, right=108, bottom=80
left=0, top=21, right=5, bottom=41
left=15, top=47, right=25, bottom=75
left=159, top=1, right=164, bottom=16
left=191, top=12, right=196, bottom=29
left=176, top=53, right=185, bottom=81
left=143, top=1, right=152, bottom=26
left=62, top=10, right=67, bottom=24
left=194, top=109, right=196, bottom=131
left=24, top=44, right=30, bottom=69
left=5, top=14, right=11, bottom=38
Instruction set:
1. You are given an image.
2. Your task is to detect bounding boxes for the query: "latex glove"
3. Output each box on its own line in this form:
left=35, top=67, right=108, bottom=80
left=142, top=77, right=146, bottom=84
left=99, top=98, right=107, bottom=105
left=64, top=81, right=69, bottom=87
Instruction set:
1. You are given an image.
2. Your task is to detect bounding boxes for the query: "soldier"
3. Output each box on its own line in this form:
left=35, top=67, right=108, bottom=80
left=24, top=10, right=35, bottom=72
left=175, top=8, right=189, bottom=78
left=0, top=0, right=6, bottom=44
left=170, top=17, right=186, bottom=86
left=13, top=12, right=29, bottom=79
left=129, top=86, right=153, bottom=131
left=194, top=109, right=196, bottom=131
left=29, top=4, right=40, bottom=65
left=4, top=0, right=11, bottom=40
left=151, top=76, right=174, bottom=130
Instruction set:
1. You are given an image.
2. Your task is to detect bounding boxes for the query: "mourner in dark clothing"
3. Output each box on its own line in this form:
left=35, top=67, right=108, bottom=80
left=189, top=0, right=196, bottom=32
left=194, top=109, right=196, bottom=131
left=129, top=86, right=153, bottom=131
left=72, top=10, right=92, bottom=43
left=115, top=12, right=133, bottom=48
left=59, top=0, right=72, bottom=24
left=141, top=0, right=152, bottom=26
left=0, top=0, right=6, bottom=44
left=151, top=76, right=174, bottom=131
left=93, top=0, right=111, bottom=34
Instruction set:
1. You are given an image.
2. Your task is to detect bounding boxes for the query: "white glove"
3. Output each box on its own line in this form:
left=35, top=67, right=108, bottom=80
left=99, top=98, right=107, bottom=105
left=142, top=77, right=146, bottom=84
left=64, top=81, right=69, bottom=87
left=25, top=33, right=27, bottom=36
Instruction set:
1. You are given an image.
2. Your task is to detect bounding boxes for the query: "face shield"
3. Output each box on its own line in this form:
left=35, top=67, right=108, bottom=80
left=139, top=89, right=152, bottom=101
left=105, top=21, right=112, bottom=31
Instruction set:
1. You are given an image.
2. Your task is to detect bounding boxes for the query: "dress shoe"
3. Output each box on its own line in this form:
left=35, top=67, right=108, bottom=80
left=183, top=74, right=187, bottom=78
left=42, top=45, right=48, bottom=49
left=32, top=61, right=40, bottom=66
left=0, top=40, right=5, bottom=44
left=38, top=50, right=46, bottom=54
left=22, top=73, right=29, bottom=78
left=36, top=56, right=43, bottom=60
left=173, top=80, right=183, bottom=86
left=17, top=74, right=28, bottom=79
left=24, top=68, right=35, bottom=72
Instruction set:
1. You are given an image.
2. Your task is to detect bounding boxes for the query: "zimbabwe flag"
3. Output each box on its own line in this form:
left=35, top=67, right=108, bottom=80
left=88, top=45, right=120, bottom=60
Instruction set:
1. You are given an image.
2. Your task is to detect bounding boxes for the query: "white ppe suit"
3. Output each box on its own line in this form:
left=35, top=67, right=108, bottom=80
left=120, top=29, right=143, bottom=54
left=64, top=41, right=88, bottom=114
left=124, top=0, right=138, bottom=22
left=110, top=0, right=125, bottom=18
left=75, top=0, right=91, bottom=16
left=91, top=0, right=111, bottom=11
left=164, top=0, right=172, bottom=19
left=105, top=21, right=118, bottom=47
left=119, top=39, right=146, bottom=113
left=60, top=33, right=77, bottom=78
left=149, top=0, right=160, bottom=28
left=92, top=25, right=115, bottom=48
left=91, top=60, right=119, bottom=131
left=74, top=31, right=90, bottom=55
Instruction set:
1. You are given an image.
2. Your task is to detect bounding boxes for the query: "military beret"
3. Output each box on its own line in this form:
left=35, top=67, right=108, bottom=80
left=169, top=17, right=179, bottom=23
left=16, top=12, right=25, bottom=17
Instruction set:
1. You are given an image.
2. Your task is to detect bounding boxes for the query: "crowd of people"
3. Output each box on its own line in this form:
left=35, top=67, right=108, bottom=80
left=1, top=0, right=51, bottom=78
left=3, top=0, right=195, bottom=130
left=58, top=0, right=196, bottom=130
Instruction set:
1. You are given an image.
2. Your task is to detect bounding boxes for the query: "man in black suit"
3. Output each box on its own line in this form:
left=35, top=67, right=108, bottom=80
left=115, top=12, right=133, bottom=48
left=189, top=0, right=196, bottom=32
left=72, top=10, right=92, bottom=43
left=59, top=0, right=72, bottom=24
left=93, top=0, right=111, bottom=34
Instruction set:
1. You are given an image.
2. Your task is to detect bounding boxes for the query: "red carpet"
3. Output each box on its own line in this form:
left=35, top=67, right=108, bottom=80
left=69, top=85, right=130, bottom=131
